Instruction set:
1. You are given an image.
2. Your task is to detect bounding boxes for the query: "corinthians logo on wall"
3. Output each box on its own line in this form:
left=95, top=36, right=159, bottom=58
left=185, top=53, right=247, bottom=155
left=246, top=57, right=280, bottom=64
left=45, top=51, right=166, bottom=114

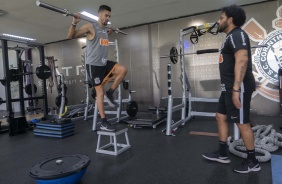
left=242, top=5, right=282, bottom=102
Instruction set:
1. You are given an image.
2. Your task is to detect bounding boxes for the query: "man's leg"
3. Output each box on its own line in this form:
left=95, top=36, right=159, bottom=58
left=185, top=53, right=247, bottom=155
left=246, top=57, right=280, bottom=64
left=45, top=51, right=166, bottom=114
left=233, top=91, right=260, bottom=173
left=233, top=123, right=260, bottom=173
left=216, top=112, right=229, bottom=142
left=108, top=64, right=127, bottom=91
left=202, top=93, right=231, bottom=163
left=104, top=64, right=127, bottom=106
left=202, top=112, right=231, bottom=163
left=95, top=85, right=115, bottom=131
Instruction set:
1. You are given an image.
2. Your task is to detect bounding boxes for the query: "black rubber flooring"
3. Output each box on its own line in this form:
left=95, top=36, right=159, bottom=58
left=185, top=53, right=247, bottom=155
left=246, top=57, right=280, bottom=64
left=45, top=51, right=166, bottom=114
left=0, top=113, right=281, bottom=184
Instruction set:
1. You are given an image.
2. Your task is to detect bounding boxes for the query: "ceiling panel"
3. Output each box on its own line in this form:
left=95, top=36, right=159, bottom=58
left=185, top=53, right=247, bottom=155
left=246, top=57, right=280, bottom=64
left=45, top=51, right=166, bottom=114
left=0, top=0, right=273, bottom=43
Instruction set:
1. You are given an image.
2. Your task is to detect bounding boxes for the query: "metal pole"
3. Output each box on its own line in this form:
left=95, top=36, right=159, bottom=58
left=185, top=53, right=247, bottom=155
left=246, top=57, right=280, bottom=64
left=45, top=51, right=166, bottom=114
left=115, top=39, right=122, bottom=122
left=1, top=39, right=14, bottom=118
left=16, top=50, right=25, bottom=116
left=38, top=46, right=48, bottom=117
left=180, top=31, right=186, bottom=125
left=166, top=64, right=173, bottom=135
left=92, top=100, right=98, bottom=131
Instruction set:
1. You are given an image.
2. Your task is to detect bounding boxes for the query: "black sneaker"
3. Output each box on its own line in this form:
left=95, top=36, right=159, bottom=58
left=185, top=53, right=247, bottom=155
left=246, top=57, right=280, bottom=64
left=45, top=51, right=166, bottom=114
left=104, top=91, right=117, bottom=108
left=100, top=121, right=116, bottom=131
left=202, top=151, right=231, bottom=164
left=233, top=159, right=261, bottom=174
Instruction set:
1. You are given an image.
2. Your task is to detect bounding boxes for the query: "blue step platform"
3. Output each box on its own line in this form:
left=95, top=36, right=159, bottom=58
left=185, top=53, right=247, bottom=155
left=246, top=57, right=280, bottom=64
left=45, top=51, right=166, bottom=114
left=33, top=118, right=75, bottom=138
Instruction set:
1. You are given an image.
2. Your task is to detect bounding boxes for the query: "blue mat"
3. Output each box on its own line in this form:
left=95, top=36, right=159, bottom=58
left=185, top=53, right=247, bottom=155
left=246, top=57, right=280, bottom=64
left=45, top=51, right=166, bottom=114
left=271, top=154, right=282, bottom=184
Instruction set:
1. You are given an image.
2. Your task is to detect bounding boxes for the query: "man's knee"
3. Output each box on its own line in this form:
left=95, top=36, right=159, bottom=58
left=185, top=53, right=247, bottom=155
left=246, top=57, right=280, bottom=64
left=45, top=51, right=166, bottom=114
left=94, top=87, right=104, bottom=97
left=115, top=64, right=127, bottom=75
left=236, top=123, right=252, bottom=131
left=216, top=112, right=226, bottom=123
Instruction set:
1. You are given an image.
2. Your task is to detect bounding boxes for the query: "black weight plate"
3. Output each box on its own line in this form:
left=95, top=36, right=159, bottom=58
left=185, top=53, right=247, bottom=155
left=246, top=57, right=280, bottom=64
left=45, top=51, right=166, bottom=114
left=126, top=101, right=138, bottom=117
left=25, top=84, right=37, bottom=95
left=10, top=69, right=20, bottom=82
left=36, top=65, right=51, bottom=80
left=169, top=47, right=178, bottom=64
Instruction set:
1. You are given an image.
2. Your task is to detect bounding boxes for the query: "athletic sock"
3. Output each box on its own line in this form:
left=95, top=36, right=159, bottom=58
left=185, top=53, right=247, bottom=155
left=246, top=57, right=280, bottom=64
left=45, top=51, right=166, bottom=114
left=107, top=88, right=115, bottom=95
left=101, top=118, right=107, bottom=123
left=218, top=141, right=228, bottom=157
left=247, top=149, right=257, bottom=163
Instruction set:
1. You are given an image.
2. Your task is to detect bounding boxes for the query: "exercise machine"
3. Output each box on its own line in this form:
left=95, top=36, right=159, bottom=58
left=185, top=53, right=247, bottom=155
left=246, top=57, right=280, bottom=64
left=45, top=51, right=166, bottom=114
left=161, top=23, right=240, bottom=138
left=46, top=56, right=93, bottom=121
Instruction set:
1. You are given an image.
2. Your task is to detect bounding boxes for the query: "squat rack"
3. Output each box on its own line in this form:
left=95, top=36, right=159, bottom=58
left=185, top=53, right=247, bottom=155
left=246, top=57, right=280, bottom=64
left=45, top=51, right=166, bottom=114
left=0, top=36, right=49, bottom=120
left=165, top=24, right=240, bottom=139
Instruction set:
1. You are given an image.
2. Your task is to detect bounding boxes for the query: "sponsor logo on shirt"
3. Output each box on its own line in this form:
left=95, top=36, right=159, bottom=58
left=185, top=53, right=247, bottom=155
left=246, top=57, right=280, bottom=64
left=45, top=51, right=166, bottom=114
left=100, top=38, right=109, bottom=46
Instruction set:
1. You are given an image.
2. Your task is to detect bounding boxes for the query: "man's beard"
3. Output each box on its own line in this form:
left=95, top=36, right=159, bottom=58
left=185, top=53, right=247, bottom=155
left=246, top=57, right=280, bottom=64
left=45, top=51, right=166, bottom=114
left=218, top=22, right=228, bottom=33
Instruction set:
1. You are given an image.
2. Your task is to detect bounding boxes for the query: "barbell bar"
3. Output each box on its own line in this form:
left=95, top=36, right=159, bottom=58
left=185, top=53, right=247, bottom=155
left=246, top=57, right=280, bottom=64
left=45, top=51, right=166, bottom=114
left=36, top=0, right=128, bottom=35
left=161, top=44, right=268, bottom=64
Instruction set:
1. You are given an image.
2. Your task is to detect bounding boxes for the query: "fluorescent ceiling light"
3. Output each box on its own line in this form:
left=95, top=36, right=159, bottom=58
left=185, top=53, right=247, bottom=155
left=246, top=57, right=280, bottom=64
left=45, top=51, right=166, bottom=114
left=80, top=11, right=111, bottom=24
left=2, top=33, right=36, bottom=41
left=0, top=10, right=7, bottom=16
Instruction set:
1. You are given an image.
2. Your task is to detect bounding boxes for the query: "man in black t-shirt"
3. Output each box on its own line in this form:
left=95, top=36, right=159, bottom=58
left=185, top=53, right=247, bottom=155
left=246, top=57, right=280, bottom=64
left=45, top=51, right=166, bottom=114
left=202, top=5, right=260, bottom=173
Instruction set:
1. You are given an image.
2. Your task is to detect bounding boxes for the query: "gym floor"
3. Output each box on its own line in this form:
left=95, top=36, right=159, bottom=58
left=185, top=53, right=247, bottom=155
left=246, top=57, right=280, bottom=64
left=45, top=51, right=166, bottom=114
left=0, top=113, right=281, bottom=184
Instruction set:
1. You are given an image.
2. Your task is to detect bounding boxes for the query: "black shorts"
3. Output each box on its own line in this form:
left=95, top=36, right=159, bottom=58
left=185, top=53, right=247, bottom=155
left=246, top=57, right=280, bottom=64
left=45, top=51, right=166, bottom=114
left=216, top=91, right=253, bottom=124
left=86, top=60, right=117, bottom=87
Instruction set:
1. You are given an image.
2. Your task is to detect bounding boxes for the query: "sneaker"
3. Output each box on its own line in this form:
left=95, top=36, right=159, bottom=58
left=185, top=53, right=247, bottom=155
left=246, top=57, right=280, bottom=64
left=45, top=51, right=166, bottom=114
left=104, top=91, right=117, bottom=108
left=202, top=151, right=231, bottom=164
left=100, top=121, right=116, bottom=131
left=233, top=159, right=261, bottom=174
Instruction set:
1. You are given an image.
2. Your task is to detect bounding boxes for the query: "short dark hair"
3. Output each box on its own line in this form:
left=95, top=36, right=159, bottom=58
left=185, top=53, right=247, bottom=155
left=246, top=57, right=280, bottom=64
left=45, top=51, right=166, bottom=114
left=221, top=5, right=246, bottom=27
left=98, top=5, right=111, bottom=13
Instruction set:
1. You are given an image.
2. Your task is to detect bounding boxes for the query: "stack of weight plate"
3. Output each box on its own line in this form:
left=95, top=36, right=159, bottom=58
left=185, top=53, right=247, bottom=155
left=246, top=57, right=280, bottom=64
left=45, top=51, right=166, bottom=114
left=33, top=118, right=75, bottom=138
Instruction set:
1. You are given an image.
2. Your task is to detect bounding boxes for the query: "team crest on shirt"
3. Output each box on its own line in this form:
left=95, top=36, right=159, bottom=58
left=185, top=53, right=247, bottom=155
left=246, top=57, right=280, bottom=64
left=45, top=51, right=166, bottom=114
left=242, top=6, right=282, bottom=102
left=94, top=77, right=101, bottom=84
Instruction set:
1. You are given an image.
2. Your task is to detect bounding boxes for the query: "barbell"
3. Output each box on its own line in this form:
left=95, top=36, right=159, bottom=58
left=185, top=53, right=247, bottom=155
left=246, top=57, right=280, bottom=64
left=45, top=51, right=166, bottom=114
left=36, top=0, right=128, bottom=35
left=161, top=44, right=268, bottom=64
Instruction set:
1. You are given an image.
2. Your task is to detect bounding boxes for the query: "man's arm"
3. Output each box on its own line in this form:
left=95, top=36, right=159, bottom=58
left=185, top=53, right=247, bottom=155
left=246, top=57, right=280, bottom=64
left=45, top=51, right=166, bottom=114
left=233, top=49, right=248, bottom=90
left=67, top=14, right=94, bottom=39
left=232, top=49, right=248, bottom=109
left=67, top=23, right=93, bottom=39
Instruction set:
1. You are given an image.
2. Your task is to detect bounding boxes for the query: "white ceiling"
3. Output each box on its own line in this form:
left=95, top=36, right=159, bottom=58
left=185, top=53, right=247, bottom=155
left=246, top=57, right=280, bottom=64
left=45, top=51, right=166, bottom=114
left=0, top=0, right=273, bottom=44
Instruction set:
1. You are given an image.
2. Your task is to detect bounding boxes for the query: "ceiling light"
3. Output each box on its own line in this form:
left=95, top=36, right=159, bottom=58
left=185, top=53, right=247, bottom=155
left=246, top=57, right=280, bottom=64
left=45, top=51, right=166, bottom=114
left=0, top=10, right=7, bottom=16
left=2, top=34, right=36, bottom=41
left=80, top=11, right=111, bottom=24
